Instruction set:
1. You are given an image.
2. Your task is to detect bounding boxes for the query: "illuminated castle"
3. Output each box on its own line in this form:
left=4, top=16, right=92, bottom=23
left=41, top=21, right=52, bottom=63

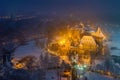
left=48, top=23, right=106, bottom=66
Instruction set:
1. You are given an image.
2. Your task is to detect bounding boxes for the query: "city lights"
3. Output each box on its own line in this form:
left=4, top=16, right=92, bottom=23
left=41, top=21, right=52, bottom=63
left=59, top=39, right=66, bottom=45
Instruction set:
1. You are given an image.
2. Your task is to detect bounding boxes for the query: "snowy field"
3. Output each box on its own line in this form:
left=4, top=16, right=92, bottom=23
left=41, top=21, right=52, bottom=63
left=46, top=70, right=59, bottom=80
left=85, top=72, right=119, bottom=80
left=14, top=41, right=43, bottom=58
left=45, top=70, right=119, bottom=80
left=109, top=32, right=120, bottom=56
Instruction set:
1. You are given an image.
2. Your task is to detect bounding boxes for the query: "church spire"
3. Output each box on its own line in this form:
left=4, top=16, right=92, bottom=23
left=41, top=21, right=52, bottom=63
left=95, top=27, right=106, bottom=40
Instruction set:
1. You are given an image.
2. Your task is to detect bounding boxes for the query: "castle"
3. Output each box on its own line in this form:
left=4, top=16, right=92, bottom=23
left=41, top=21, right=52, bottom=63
left=48, top=23, right=107, bottom=66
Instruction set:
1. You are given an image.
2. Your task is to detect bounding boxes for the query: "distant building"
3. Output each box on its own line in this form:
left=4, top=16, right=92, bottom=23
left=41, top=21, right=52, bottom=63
left=91, top=27, right=106, bottom=43
left=80, top=36, right=97, bottom=52
left=48, top=25, right=107, bottom=66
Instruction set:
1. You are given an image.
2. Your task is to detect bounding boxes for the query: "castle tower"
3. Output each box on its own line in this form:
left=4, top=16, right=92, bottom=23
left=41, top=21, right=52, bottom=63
left=95, top=27, right=106, bottom=40
left=80, top=36, right=97, bottom=52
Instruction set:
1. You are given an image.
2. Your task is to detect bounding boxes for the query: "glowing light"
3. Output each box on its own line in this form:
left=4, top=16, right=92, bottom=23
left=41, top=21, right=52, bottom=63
left=12, top=59, right=26, bottom=69
left=59, top=39, right=66, bottom=45
left=47, top=24, right=106, bottom=68
left=79, top=75, right=83, bottom=78
left=78, top=67, right=84, bottom=70
left=63, top=71, right=71, bottom=76
left=15, top=63, right=25, bottom=69
left=60, top=56, right=70, bottom=64
left=74, top=65, right=84, bottom=71
left=83, top=65, right=87, bottom=68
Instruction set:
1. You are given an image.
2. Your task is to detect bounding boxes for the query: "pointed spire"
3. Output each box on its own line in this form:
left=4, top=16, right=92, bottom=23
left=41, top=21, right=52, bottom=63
left=96, top=27, right=106, bottom=40
left=79, top=22, right=84, bottom=28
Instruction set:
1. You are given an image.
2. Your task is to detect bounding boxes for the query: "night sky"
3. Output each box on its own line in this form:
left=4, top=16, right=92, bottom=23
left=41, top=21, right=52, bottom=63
left=0, top=0, right=120, bottom=16
left=0, top=0, right=119, bottom=57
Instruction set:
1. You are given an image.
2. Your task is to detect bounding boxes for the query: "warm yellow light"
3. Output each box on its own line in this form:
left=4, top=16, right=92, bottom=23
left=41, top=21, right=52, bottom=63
left=14, top=63, right=25, bottom=69
left=16, top=63, right=24, bottom=69
left=59, top=39, right=66, bottom=45
left=63, top=71, right=71, bottom=76
left=47, top=24, right=107, bottom=67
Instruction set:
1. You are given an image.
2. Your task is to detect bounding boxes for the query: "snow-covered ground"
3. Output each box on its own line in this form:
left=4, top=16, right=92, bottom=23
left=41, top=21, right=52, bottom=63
left=45, top=70, right=119, bottom=80
left=111, top=25, right=120, bottom=56
left=85, top=72, right=119, bottom=80
left=46, top=70, right=59, bottom=80
left=14, top=40, right=43, bottom=58
left=109, top=32, right=120, bottom=56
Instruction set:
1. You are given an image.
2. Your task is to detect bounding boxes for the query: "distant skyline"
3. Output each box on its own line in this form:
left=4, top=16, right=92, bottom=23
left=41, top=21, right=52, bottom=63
left=0, top=0, right=120, bottom=16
